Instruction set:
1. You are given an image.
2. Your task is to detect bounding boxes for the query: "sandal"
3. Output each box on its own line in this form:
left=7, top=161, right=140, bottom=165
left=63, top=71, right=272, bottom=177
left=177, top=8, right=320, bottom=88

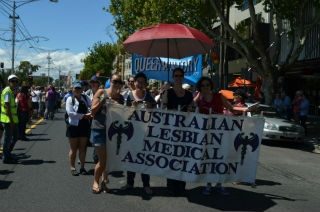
left=92, top=186, right=101, bottom=194
left=70, top=168, right=78, bottom=176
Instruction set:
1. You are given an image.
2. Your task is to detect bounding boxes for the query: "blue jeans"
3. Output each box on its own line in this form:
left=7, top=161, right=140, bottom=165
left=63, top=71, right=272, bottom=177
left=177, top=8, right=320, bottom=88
left=2, top=123, right=18, bottom=160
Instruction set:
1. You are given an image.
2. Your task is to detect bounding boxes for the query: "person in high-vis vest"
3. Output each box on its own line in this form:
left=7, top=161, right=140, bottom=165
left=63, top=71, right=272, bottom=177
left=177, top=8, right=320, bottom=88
left=1, top=74, right=19, bottom=164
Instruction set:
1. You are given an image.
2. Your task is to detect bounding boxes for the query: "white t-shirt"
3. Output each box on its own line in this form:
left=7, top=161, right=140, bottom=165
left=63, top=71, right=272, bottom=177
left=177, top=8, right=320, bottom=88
left=31, top=90, right=41, bottom=102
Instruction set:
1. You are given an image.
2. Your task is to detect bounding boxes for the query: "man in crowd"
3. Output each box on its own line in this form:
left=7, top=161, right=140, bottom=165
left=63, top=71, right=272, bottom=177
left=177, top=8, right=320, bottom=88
left=30, top=86, right=41, bottom=119
left=1, top=75, right=19, bottom=164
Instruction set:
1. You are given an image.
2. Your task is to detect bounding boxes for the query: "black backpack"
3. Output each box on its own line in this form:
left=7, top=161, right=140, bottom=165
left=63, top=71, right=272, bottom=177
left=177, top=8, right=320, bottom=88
left=65, top=94, right=88, bottom=125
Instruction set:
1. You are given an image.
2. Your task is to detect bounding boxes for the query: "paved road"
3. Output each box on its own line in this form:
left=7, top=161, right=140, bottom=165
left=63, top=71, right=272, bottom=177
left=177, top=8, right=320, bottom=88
left=0, top=111, right=320, bottom=212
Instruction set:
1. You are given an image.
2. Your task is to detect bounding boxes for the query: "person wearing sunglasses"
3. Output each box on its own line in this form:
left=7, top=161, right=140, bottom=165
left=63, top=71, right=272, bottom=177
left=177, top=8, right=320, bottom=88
left=194, top=76, right=235, bottom=196
left=161, top=68, right=193, bottom=196
left=1, top=75, right=20, bottom=164
left=90, top=74, right=124, bottom=194
left=121, top=72, right=155, bottom=196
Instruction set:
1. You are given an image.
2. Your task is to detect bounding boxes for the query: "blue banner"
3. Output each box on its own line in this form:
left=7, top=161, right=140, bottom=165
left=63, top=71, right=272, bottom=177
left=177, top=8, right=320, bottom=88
left=132, top=54, right=202, bottom=85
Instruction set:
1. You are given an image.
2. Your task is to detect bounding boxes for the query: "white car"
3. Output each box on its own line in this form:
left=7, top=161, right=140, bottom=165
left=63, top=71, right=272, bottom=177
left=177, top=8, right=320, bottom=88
left=249, top=104, right=305, bottom=142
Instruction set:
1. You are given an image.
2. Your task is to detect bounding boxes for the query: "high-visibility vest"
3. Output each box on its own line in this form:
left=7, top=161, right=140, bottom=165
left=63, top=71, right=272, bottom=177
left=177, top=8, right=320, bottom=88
left=0, top=86, right=18, bottom=124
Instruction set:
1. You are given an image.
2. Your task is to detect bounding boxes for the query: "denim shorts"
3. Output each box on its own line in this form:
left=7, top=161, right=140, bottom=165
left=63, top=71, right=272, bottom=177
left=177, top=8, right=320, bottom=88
left=90, top=129, right=106, bottom=147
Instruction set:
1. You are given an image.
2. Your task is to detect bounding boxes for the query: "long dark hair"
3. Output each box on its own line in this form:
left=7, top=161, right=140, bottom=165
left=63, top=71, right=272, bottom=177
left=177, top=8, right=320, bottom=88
left=196, top=76, right=214, bottom=91
left=20, top=86, right=29, bottom=94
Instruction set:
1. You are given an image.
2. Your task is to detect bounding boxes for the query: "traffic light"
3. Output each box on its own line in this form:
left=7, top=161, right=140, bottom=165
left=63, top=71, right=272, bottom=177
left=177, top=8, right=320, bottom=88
left=0, top=62, right=4, bottom=69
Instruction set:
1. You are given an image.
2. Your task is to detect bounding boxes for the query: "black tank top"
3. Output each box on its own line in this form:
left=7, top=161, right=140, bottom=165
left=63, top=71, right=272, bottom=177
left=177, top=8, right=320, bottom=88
left=167, top=88, right=193, bottom=112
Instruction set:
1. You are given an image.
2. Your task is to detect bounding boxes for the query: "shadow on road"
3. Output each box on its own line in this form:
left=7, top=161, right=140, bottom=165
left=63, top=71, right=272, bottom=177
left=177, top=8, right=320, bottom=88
left=14, top=148, right=26, bottom=151
left=27, top=133, right=48, bottom=137
left=109, top=185, right=295, bottom=210
left=28, top=138, right=51, bottom=142
left=109, top=171, right=125, bottom=178
left=0, top=170, right=14, bottom=175
left=20, top=159, right=56, bottom=165
left=237, top=178, right=282, bottom=186
left=262, top=140, right=315, bottom=153
left=0, top=180, right=12, bottom=190
left=187, top=187, right=295, bottom=211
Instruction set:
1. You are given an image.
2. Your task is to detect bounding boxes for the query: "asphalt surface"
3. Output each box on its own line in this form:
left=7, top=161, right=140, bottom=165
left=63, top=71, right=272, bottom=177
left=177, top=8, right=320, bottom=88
left=0, top=110, right=320, bottom=212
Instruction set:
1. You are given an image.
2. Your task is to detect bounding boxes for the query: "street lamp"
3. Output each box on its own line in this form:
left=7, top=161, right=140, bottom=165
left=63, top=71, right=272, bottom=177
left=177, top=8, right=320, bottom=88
left=30, top=47, right=69, bottom=85
left=7, top=0, right=58, bottom=73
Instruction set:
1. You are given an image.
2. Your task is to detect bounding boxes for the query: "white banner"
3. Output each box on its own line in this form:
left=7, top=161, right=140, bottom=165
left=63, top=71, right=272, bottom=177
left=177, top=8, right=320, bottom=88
left=106, top=103, right=265, bottom=183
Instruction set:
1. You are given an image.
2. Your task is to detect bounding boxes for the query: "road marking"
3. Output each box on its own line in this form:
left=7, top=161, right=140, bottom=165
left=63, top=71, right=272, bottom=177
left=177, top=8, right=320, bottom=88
left=26, top=118, right=44, bottom=134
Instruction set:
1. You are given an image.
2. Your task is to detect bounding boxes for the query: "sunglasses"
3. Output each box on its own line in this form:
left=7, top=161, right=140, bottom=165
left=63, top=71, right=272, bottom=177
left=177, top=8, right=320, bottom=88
left=9, top=80, right=18, bottom=83
left=174, top=74, right=184, bottom=78
left=112, top=80, right=123, bottom=84
left=128, top=80, right=134, bottom=83
left=74, top=87, right=82, bottom=90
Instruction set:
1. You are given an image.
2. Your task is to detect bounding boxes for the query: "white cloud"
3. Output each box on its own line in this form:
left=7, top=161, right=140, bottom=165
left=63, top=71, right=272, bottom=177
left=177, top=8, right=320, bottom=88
left=0, top=48, right=86, bottom=79
left=0, top=48, right=6, bottom=56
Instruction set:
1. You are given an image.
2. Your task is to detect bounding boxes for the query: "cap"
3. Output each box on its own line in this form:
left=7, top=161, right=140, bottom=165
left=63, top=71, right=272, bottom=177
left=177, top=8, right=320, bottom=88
left=90, top=75, right=100, bottom=83
left=8, top=74, right=18, bottom=81
left=73, top=82, right=82, bottom=88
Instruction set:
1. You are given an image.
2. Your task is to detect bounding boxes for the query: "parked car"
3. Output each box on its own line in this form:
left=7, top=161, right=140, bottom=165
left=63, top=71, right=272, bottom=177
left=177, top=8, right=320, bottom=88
left=249, top=104, right=305, bottom=142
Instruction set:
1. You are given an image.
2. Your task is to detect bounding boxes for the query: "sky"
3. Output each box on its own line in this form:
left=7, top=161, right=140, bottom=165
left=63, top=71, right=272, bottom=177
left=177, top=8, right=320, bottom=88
left=0, top=0, right=116, bottom=79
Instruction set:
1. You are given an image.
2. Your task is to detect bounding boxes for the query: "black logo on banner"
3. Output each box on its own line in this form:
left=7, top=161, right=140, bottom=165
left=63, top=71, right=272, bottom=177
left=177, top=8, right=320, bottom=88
left=234, top=133, right=259, bottom=165
left=108, top=121, right=134, bottom=155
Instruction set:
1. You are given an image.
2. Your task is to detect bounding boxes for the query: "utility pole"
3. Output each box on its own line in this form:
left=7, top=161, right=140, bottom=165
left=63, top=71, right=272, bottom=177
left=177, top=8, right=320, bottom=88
left=7, top=0, right=59, bottom=74
left=58, top=66, right=61, bottom=89
left=10, top=1, right=19, bottom=73
left=47, top=52, right=52, bottom=85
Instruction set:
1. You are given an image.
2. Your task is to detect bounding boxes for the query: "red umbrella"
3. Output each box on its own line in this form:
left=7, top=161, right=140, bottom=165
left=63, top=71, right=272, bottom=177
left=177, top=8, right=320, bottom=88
left=124, top=23, right=213, bottom=81
left=124, top=23, right=213, bottom=59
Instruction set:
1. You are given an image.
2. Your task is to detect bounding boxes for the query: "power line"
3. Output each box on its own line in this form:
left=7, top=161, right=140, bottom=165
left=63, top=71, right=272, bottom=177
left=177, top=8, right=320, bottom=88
left=0, top=0, right=13, bottom=11
left=0, top=0, right=13, bottom=9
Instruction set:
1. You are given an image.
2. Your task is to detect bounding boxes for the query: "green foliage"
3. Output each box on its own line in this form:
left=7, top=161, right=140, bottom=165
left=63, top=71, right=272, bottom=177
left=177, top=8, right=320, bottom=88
left=81, top=42, right=118, bottom=79
left=33, top=76, right=53, bottom=87
left=108, top=0, right=217, bottom=41
left=15, top=61, right=40, bottom=86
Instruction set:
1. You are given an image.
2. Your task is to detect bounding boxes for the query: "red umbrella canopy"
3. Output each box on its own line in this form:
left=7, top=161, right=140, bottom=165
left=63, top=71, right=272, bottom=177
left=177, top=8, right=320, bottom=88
left=123, top=23, right=213, bottom=59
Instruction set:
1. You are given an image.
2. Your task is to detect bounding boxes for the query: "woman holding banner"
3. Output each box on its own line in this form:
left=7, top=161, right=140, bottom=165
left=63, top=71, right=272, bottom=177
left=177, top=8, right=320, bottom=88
left=194, top=76, right=234, bottom=195
left=121, top=72, right=156, bottom=196
left=161, top=67, right=193, bottom=196
left=90, top=74, right=124, bottom=194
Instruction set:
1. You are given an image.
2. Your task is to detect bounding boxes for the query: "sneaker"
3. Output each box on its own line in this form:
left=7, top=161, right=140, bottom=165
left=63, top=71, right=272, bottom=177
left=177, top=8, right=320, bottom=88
left=120, top=184, right=133, bottom=191
left=79, top=168, right=88, bottom=175
left=143, top=186, right=153, bottom=195
left=202, top=186, right=212, bottom=195
left=70, top=168, right=78, bottom=176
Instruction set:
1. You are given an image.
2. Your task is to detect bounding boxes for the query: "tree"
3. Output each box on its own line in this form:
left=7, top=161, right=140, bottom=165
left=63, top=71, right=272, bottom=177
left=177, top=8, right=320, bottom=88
left=16, top=61, right=40, bottom=86
left=203, top=0, right=320, bottom=102
left=33, top=76, right=53, bottom=87
left=108, top=0, right=320, bottom=103
left=80, top=42, right=118, bottom=79
left=107, top=0, right=217, bottom=42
